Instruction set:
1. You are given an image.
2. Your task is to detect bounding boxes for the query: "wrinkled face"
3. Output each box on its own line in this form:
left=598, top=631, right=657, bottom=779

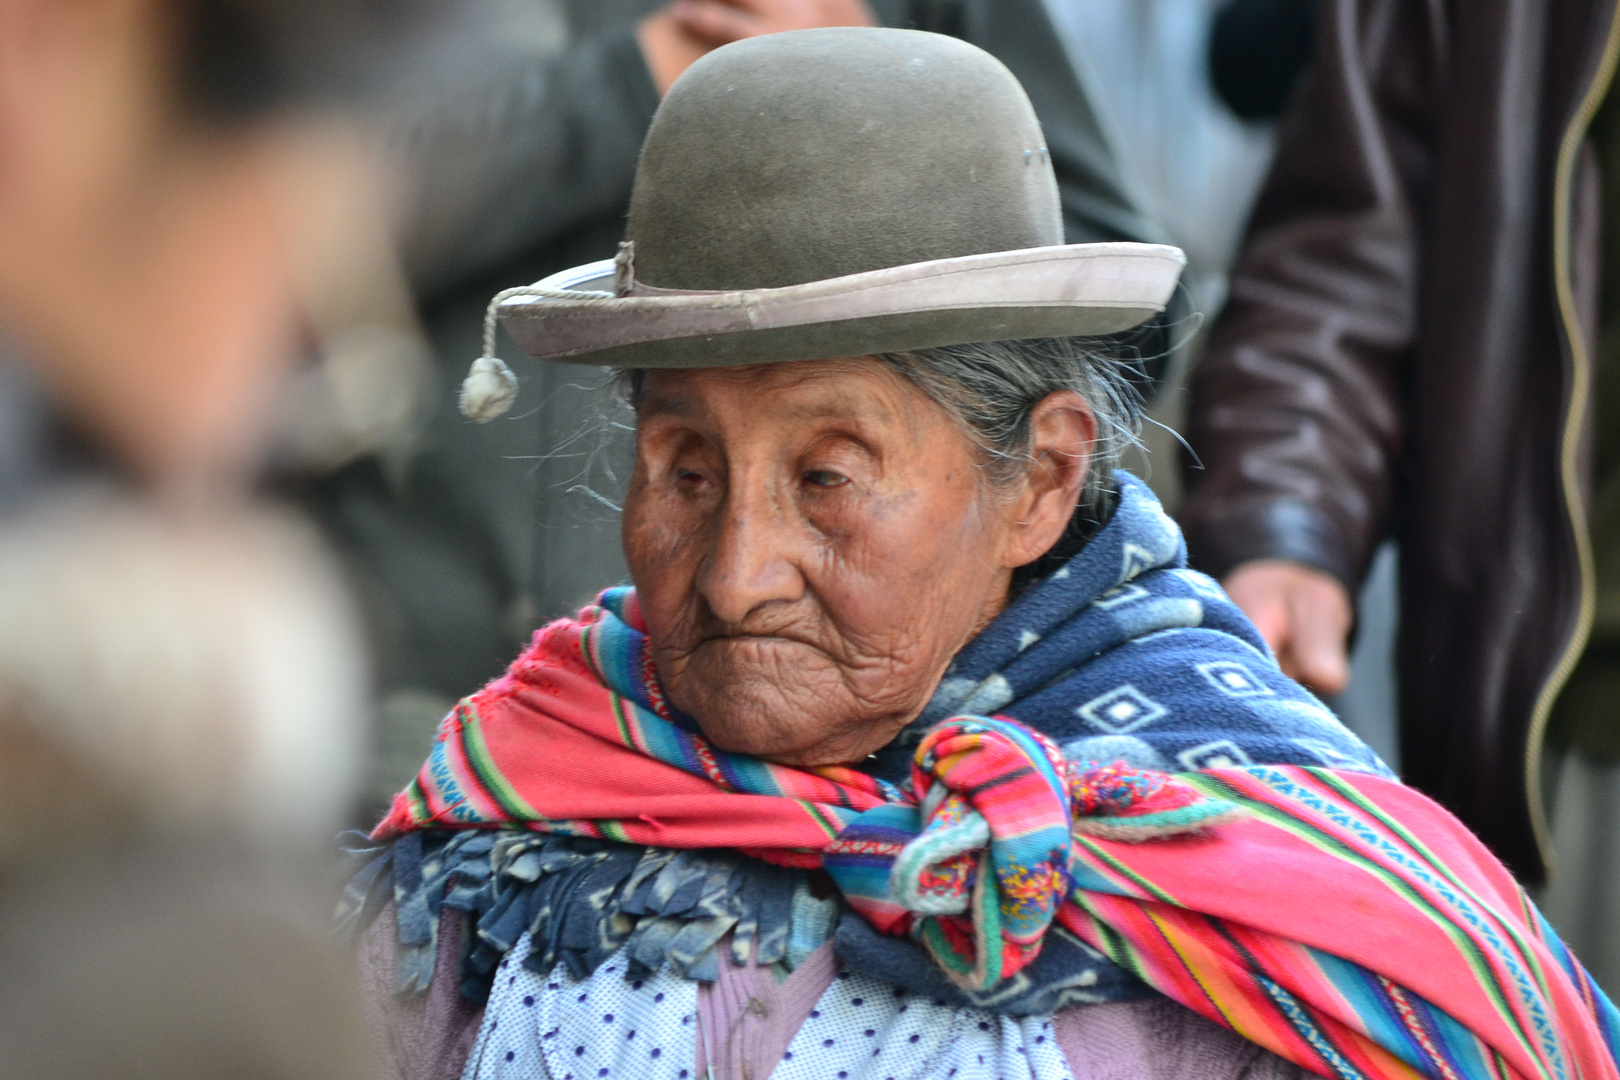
left=622, top=359, right=1022, bottom=767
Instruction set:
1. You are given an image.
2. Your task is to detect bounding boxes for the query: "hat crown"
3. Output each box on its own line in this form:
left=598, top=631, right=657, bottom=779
left=627, top=28, right=1064, bottom=292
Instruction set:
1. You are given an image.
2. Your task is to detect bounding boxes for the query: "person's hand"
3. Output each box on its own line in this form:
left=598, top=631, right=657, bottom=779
left=1221, top=560, right=1353, bottom=696
left=671, top=0, right=876, bottom=43
left=639, top=0, right=877, bottom=94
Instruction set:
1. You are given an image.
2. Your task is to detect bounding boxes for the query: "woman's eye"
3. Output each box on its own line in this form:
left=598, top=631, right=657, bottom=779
left=802, top=469, right=849, bottom=489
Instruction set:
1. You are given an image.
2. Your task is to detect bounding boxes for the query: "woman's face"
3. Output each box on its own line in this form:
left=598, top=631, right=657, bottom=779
left=622, top=357, right=1090, bottom=767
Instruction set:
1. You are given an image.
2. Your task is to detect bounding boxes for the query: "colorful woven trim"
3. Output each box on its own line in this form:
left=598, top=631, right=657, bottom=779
left=826, top=718, right=1239, bottom=990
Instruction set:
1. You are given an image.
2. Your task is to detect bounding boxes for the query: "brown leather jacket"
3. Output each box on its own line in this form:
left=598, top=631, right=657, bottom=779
left=1182, top=0, right=1620, bottom=881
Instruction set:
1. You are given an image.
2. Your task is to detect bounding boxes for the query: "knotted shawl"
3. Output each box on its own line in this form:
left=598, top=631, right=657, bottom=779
left=376, top=583, right=1620, bottom=1080
left=372, top=475, right=1620, bottom=1079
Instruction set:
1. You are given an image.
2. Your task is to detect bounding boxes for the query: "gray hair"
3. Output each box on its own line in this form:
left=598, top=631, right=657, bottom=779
left=619, top=334, right=1146, bottom=587
left=873, top=336, right=1145, bottom=586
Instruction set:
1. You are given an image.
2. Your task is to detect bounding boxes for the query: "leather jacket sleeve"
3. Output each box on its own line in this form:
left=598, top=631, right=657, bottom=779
left=1180, top=0, right=1445, bottom=592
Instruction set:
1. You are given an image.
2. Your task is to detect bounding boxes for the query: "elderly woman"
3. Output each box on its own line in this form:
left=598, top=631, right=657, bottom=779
left=346, top=28, right=1620, bottom=1080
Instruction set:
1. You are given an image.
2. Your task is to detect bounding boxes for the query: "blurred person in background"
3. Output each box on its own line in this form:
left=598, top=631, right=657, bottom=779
left=1178, top=0, right=1620, bottom=986
left=300, top=0, right=1176, bottom=818
left=1044, top=0, right=1309, bottom=357
left=1039, top=0, right=1317, bottom=511
left=0, top=0, right=460, bottom=1074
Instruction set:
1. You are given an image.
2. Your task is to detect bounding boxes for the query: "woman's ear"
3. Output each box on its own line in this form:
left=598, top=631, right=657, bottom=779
left=1002, top=389, right=1096, bottom=569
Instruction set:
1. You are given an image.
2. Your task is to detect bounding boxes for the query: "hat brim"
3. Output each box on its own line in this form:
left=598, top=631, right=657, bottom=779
left=498, top=242, right=1185, bottom=368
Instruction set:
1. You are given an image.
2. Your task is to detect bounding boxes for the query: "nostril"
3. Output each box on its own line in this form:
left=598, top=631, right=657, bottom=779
left=698, top=561, right=806, bottom=626
left=695, top=506, right=807, bottom=622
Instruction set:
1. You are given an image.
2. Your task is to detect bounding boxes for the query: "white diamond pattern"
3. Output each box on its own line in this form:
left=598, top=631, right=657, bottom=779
left=1090, top=583, right=1150, bottom=610
left=1075, top=685, right=1168, bottom=733
left=1195, top=661, right=1273, bottom=699
left=1176, top=740, right=1253, bottom=770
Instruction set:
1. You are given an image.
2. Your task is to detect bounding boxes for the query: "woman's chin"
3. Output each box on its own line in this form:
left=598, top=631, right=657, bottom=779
left=693, top=704, right=910, bottom=768
left=689, top=703, right=852, bottom=764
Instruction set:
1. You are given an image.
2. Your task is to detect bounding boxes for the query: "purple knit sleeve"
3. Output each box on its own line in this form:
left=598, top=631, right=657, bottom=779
left=1052, top=997, right=1313, bottom=1080
left=357, top=904, right=488, bottom=1080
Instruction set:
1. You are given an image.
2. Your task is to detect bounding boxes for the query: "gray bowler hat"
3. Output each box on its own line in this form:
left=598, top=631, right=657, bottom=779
left=467, top=26, right=1183, bottom=411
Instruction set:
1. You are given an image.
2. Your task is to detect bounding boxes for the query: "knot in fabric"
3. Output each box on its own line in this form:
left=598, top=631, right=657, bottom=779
left=898, top=718, right=1077, bottom=989
left=1072, top=760, right=1167, bottom=813
left=824, top=716, right=1243, bottom=993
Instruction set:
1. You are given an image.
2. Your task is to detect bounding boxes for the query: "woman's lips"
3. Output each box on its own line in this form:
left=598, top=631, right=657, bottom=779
left=699, top=632, right=814, bottom=649
left=693, top=632, right=835, bottom=661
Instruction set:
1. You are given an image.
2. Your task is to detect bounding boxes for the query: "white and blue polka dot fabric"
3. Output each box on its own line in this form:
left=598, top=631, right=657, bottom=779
left=464, top=933, right=1076, bottom=1080
left=464, top=932, right=700, bottom=1080
left=768, top=968, right=1073, bottom=1080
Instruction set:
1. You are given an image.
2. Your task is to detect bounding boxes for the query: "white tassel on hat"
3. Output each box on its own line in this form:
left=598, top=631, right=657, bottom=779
left=458, top=356, right=519, bottom=421
left=458, top=276, right=615, bottom=422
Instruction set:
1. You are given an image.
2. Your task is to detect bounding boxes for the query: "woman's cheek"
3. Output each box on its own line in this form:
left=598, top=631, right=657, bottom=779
left=804, top=499, right=936, bottom=628
left=798, top=495, right=860, bottom=549
left=801, top=475, right=907, bottom=541
left=624, top=490, right=701, bottom=582
left=835, top=487, right=955, bottom=574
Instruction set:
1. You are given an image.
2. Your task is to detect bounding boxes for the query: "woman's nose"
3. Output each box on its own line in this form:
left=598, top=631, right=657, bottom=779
left=695, top=484, right=806, bottom=624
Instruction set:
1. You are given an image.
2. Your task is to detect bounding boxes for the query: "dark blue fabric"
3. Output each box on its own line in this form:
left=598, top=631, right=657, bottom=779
left=340, top=471, right=1388, bottom=1012
left=833, top=908, right=1157, bottom=1014
left=338, top=830, right=809, bottom=1002
left=848, top=472, right=1388, bottom=1012
left=869, top=472, right=1391, bottom=785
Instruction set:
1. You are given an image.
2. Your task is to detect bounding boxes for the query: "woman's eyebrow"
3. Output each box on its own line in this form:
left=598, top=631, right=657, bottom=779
left=780, top=394, right=891, bottom=425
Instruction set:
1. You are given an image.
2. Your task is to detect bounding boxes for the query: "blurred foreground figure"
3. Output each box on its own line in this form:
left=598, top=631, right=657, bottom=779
left=0, top=499, right=369, bottom=1076
left=0, top=0, right=450, bottom=1074
left=1178, top=0, right=1620, bottom=977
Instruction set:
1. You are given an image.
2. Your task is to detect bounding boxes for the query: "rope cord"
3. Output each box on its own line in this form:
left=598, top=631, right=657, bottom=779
left=481, top=283, right=614, bottom=359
